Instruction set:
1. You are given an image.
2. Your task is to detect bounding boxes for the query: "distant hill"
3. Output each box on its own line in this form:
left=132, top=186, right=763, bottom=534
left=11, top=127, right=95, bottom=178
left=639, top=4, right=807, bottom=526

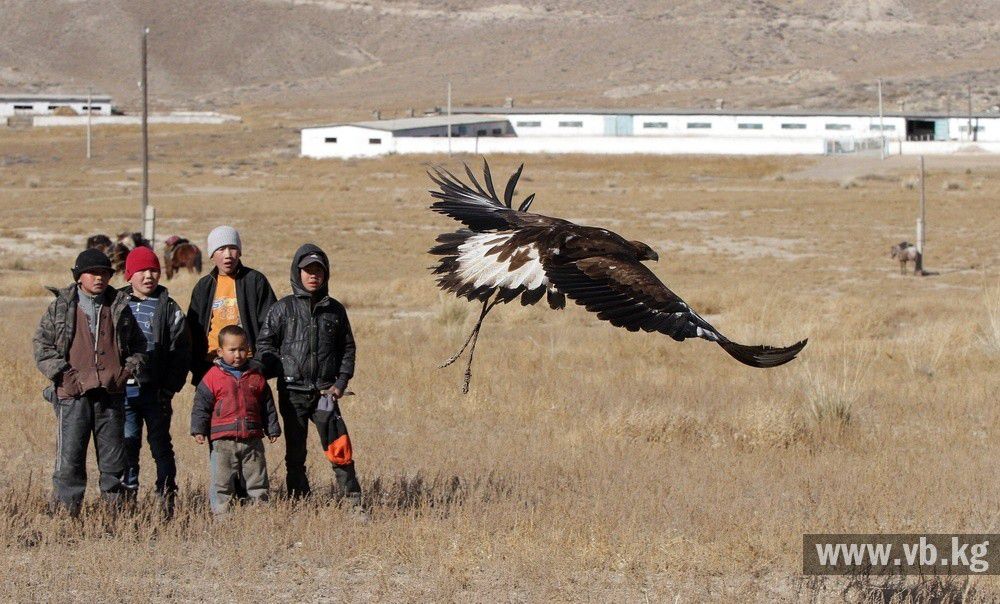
left=1, top=0, right=998, bottom=121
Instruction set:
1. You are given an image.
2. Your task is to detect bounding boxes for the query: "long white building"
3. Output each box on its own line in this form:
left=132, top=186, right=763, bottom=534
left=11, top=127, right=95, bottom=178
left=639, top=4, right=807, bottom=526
left=301, top=115, right=512, bottom=159
left=1, top=93, right=113, bottom=117
left=301, top=107, right=1000, bottom=159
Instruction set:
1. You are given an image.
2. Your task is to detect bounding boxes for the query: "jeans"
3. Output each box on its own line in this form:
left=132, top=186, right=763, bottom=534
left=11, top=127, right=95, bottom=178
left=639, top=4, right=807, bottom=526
left=279, top=389, right=361, bottom=499
left=52, top=391, right=125, bottom=514
left=123, top=386, right=177, bottom=496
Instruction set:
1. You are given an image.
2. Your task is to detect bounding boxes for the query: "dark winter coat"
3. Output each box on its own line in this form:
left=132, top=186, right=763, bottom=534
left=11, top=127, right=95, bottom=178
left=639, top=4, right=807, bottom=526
left=33, top=284, right=147, bottom=400
left=186, top=264, right=277, bottom=385
left=120, top=284, right=191, bottom=394
left=255, top=244, right=356, bottom=393
left=190, top=363, right=280, bottom=441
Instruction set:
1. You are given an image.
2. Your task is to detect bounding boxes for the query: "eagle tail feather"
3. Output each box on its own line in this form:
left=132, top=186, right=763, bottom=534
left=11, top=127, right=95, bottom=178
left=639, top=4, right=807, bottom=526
left=717, top=338, right=808, bottom=368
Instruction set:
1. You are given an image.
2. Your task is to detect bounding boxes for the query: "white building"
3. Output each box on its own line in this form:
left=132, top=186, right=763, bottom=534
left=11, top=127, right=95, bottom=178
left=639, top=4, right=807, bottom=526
left=1, top=93, right=113, bottom=117
left=469, top=107, right=1000, bottom=143
left=301, top=107, right=1000, bottom=159
left=301, top=115, right=513, bottom=159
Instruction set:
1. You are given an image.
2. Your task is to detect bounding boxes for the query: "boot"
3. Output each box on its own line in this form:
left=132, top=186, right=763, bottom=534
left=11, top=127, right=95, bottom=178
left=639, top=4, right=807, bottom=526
left=345, top=492, right=369, bottom=523
left=157, top=491, right=176, bottom=520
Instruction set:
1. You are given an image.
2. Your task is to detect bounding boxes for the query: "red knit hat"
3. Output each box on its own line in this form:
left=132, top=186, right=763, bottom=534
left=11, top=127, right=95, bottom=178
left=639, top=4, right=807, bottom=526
left=124, top=246, right=160, bottom=280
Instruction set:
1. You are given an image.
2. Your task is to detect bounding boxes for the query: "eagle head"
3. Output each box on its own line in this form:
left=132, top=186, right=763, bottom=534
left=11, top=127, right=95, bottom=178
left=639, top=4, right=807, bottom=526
left=630, top=240, right=659, bottom=262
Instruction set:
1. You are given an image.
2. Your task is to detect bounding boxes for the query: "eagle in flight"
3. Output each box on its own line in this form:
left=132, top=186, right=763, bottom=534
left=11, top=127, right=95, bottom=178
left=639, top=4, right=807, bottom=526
left=429, top=161, right=807, bottom=392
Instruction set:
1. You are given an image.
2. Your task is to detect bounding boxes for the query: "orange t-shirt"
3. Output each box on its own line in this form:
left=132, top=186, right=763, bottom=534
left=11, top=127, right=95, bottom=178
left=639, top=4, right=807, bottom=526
left=206, top=274, right=241, bottom=359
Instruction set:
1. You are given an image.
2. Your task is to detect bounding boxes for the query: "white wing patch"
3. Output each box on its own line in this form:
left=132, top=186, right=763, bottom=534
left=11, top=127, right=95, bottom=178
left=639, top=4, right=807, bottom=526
left=688, top=309, right=720, bottom=341
left=456, top=233, right=547, bottom=291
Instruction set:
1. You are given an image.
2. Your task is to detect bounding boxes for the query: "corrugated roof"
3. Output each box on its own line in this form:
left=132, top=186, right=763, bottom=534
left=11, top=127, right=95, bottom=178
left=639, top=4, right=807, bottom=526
left=0, top=93, right=113, bottom=102
left=303, top=114, right=507, bottom=132
left=454, top=106, right=1000, bottom=119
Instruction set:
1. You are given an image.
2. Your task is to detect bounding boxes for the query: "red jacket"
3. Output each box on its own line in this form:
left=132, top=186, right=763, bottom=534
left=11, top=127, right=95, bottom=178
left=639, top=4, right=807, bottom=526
left=190, top=363, right=280, bottom=441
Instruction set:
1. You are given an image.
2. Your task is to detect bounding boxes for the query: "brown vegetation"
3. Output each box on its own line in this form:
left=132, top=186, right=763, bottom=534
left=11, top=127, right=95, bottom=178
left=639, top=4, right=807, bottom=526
left=0, top=121, right=997, bottom=600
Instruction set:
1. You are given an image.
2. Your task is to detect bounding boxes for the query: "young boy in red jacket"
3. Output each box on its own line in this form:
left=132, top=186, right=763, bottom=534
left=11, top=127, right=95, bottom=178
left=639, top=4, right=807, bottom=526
left=190, top=325, right=280, bottom=516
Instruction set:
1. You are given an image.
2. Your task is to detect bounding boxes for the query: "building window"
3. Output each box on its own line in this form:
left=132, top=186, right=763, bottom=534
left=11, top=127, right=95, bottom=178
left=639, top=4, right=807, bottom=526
left=825, top=123, right=851, bottom=130
left=959, top=125, right=985, bottom=132
left=516, top=121, right=541, bottom=127
left=558, top=121, right=583, bottom=127
left=738, top=123, right=763, bottom=129
left=47, top=105, right=60, bottom=110
left=13, top=105, right=33, bottom=110
left=369, top=138, right=381, bottom=144
left=492, top=128, right=502, bottom=135
left=870, top=124, right=896, bottom=131
left=687, top=122, right=711, bottom=129
left=325, top=137, right=337, bottom=143
left=781, top=123, right=806, bottom=129
left=477, top=129, right=486, bottom=136
left=643, top=122, right=669, bottom=128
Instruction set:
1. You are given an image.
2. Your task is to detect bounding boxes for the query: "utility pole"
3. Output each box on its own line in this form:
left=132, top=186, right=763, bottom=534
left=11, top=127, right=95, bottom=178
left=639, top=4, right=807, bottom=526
left=447, top=81, right=452, bottom=157
left=141, top=26, right=149, bottom=230
left=86, top=87, right=92, bottom=159
left=877, top=79, right=886, bottom=159
left=967, top=80, right=973, bottom=142
left=916, top=155, right=926, bottom=275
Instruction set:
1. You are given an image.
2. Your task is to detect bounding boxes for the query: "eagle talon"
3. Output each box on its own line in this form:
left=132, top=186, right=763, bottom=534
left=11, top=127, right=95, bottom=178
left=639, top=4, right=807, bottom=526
left=438, top=356, right=460, bottom=369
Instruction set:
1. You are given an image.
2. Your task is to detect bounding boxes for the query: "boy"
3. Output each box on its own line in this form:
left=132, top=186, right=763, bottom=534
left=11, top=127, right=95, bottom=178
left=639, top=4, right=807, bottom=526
left=120, top=246, right=190, bottom=512
left=33, top=249, right=147, bottom=515
left=186, top=226, right=276, bottom=386
left=190, top=325, right=280, bottom=516
left=256, top=244, right=361, bottom=507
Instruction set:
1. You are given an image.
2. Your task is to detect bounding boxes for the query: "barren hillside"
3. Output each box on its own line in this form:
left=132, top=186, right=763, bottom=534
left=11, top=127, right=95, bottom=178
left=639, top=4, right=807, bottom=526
left=1, top=0, right=999, bottom=121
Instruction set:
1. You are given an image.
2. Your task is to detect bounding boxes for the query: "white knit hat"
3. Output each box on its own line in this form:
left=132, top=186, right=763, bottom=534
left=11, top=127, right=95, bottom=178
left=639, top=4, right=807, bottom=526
left=207, top=225, right=241, bottom=257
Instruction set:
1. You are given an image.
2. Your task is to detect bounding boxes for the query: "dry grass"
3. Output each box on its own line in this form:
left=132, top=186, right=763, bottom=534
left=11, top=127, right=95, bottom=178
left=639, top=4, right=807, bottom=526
left=978, top=284, right=1000, bottom=356
left=797, top=340, right=874, bottom=432
left=0, top=121, right=998, bottom=601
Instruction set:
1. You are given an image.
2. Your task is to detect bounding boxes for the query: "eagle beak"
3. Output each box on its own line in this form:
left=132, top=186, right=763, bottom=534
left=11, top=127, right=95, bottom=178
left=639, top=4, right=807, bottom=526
left=646, top=249, right=659, bottom=262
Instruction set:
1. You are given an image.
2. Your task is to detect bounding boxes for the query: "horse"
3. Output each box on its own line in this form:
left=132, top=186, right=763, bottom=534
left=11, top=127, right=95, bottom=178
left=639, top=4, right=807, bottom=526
left=107, top=232, right=153, bottom=274
left=891, top=241, right=922, bottom=275
left=86, top=232, right=152, bottom=274
left=163, top=235, right=203, bottom=280
left=117, top=231, right=151, bottom=250
left=85, top=234, right=113, bottom=255
left=86, top=233, right=127, bottom=273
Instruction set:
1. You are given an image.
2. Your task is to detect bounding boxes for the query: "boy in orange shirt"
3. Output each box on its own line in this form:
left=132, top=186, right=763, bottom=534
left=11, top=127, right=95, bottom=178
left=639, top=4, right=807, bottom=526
left=185, top=226, right=276, bottom=386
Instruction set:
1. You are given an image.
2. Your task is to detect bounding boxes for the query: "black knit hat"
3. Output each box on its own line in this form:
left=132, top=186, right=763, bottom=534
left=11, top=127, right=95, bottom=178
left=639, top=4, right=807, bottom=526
left=72, top=248, right=113, bottom=280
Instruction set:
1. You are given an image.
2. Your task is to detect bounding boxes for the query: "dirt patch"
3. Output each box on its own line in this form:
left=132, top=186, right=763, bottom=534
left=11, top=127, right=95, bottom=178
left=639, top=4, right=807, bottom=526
left=656, top=235, right=815, bottom=260
left=784, top=154, right=1000, bottom=183
left=0, top=229, right=79, bottom=258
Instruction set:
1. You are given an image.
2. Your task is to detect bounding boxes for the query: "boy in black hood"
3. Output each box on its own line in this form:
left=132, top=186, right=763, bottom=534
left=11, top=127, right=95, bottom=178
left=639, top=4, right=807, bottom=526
left=256, top=243, right=361, bottom=506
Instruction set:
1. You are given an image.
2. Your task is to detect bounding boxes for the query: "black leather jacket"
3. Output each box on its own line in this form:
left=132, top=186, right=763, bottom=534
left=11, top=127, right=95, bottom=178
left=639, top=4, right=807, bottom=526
left=255, top=244, right=356, bottom=392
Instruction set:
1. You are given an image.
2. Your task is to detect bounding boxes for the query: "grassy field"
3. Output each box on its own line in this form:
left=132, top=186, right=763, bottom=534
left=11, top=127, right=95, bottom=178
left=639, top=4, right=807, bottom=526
left=0, top=120, right=998, bottom=601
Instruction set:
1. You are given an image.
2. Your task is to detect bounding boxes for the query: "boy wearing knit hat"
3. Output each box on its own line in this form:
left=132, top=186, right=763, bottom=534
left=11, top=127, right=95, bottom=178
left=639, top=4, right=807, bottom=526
left=32, top=249, right=148, bottom=515
left=120, top=246, right=190, bottom=514
left=186, top=226, right=277, bottom=386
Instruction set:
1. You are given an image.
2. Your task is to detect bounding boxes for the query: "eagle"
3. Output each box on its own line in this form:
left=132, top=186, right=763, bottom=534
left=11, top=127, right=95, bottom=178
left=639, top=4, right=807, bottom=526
left=429, top=161, right=807, bottom=393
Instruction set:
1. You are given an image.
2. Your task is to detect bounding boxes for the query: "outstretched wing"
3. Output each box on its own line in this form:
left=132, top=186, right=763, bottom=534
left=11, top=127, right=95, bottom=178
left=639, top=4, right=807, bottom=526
left=429, top=160, right=540, bottom=231
left=543, top=257, right=806, bottom=368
